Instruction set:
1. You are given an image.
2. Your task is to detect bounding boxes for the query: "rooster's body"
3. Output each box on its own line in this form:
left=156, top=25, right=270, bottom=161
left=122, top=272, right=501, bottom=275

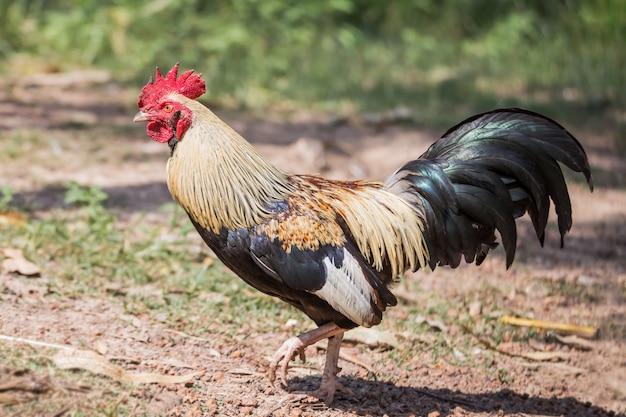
left=135, top=64, right=593, bottom=404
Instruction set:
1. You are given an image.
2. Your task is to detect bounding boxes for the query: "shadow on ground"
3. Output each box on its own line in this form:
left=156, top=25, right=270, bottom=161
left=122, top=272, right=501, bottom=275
left=288, top=376, right=624, bottom=417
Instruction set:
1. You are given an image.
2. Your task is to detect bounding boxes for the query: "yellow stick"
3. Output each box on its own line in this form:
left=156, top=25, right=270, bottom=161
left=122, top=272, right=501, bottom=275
left=500, top=315, right=597, bottom=339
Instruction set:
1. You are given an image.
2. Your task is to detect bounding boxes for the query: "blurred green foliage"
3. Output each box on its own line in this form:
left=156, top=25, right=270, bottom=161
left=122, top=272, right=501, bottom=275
left=0, top=0, right=624, bottom=118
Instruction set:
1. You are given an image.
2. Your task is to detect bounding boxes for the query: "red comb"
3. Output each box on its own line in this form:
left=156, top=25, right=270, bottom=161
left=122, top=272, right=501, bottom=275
left=137, top=63, right=206, bottom=108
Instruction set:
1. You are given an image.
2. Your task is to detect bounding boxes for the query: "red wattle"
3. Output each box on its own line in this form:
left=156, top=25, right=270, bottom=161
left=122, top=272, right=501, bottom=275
left=147, top=121, right=173, bottom=143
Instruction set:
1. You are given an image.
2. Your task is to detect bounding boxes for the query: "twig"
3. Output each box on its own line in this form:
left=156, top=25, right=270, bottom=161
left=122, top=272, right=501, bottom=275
left=0, top=334, right=76, bottom=351
left=500, top=315, right=597, bottom=338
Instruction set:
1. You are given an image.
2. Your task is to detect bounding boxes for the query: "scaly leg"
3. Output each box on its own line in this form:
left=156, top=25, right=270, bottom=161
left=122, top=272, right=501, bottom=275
left=269, top=322, right=351, bottom=403
left=314, top=332, right=354, bottom=404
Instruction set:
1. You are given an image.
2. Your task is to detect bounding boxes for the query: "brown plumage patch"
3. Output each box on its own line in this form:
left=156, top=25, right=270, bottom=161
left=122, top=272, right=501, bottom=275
left=258, top=212, right=345, bottom=252
left=256, top=177, right=356, bottom=252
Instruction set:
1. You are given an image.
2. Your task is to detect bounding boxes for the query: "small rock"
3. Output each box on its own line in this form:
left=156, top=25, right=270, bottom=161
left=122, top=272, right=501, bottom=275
left=2, top=248, right=41, bottom=276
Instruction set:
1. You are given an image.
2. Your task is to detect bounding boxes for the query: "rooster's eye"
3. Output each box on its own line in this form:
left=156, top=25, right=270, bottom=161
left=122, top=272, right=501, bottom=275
left=163, top=104, right=173, bottom=112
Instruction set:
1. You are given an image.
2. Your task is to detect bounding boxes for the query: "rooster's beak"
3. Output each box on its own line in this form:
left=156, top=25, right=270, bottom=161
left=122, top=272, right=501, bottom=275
left=133, top=111, right=150, bottom=122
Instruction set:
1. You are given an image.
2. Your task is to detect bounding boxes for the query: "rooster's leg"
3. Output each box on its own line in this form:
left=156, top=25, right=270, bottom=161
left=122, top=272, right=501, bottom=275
left=314, top=332, right=354, bottom=404
left=269, top=322, right=350, bottom=403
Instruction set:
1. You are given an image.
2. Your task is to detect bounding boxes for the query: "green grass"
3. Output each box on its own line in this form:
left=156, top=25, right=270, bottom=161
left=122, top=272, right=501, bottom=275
left=1, top=1, right=623, bottom=135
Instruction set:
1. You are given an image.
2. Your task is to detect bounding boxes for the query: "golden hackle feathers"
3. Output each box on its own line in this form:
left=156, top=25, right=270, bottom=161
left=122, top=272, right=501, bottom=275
left=166, top=95, right=295, bottom=232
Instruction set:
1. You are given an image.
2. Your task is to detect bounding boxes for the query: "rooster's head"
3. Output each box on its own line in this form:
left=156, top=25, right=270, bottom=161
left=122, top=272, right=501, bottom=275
left=134, top=63, right=206, bottom=143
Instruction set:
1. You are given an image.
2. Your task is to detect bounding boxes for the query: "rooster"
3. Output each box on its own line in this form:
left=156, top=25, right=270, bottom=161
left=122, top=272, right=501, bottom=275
left=134, top=64, right=593, bottom=404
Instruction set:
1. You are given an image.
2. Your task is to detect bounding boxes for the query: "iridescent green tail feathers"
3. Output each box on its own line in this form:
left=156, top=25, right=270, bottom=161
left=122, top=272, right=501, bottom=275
left=385, top=108, right=593, bottom=270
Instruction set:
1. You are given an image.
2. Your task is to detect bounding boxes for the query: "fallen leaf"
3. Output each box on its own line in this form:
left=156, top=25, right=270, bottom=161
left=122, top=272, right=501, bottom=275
left=520, top=351, right=571, bottom=361
left=415, top=316, right=448, bottom=332
left=53, top=349, right=202, bottom=384
left=0, top=211, right=27, bottom=227
left=344, top=327, right=399, bottom=349
left=554, top=334, right=595, bottom=351
left=2, top=248, right=41, bottom=276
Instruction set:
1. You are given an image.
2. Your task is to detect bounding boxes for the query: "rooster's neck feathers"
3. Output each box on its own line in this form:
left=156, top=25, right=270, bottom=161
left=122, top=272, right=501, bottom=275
left=166, top=97, right=296, bottom=233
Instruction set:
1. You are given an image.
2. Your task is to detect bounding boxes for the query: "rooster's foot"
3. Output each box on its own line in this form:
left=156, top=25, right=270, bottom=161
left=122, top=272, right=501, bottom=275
left=308, top=370, right=354, bottom=405
left=268, top=323, right=347, bottom=404
left=269, top=336, right=307, bottom=386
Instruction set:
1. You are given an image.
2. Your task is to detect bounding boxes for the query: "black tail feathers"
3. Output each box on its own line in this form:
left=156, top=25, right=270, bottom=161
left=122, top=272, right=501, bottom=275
left=385, top=108, right=593, bottom=270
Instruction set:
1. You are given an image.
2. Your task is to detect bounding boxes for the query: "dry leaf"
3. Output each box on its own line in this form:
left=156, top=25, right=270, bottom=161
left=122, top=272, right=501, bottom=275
left=2, top=248, right=41, bottom=276
left=415, top=316, right=448, bottom=332
left=344, top=327, right=399, bottom=349
left=53, top=349, right=201, bottom=384
left=555, top=334, right=595, bottom=351
left=0, top=212, right=27, bottom=227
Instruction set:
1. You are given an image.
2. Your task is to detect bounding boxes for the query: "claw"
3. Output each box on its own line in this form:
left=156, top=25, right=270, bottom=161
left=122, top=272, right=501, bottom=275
left=268, top=336, right=306, bottom=386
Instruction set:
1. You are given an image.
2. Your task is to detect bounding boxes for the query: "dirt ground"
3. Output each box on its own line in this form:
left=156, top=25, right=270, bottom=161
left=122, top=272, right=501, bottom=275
left=0, top=73, right=625, bottom=417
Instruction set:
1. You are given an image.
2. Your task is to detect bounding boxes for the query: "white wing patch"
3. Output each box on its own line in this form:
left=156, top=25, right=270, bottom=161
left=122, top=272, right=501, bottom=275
left=314, top=249, right=379, bottom=327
